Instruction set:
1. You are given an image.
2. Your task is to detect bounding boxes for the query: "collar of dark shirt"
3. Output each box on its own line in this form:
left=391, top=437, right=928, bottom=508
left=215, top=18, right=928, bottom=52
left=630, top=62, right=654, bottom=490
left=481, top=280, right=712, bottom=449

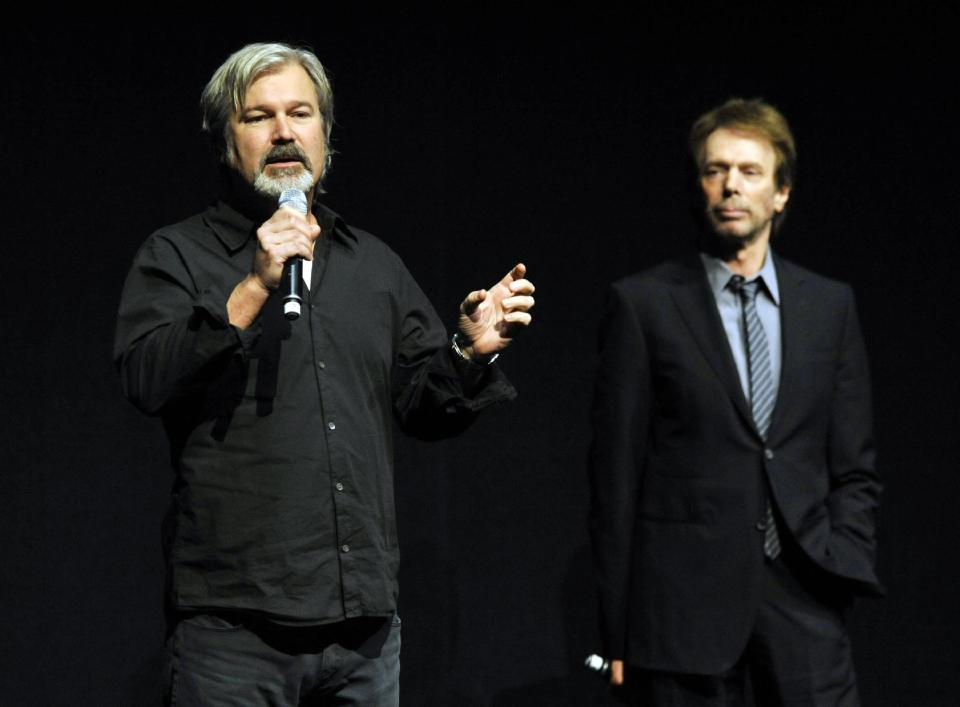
left=203, top=197, right=357, bottom=255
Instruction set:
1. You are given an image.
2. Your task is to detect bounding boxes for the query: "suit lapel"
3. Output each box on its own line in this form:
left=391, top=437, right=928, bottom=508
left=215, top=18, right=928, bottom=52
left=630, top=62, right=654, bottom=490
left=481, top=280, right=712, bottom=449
left=769, top=255, right=807, bottom=442
left=667, top=258, right=756, bottom=433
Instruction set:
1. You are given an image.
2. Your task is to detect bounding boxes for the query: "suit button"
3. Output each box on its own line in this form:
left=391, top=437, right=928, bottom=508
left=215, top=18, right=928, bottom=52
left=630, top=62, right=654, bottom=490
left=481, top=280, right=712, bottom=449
left=764, top=448, right=774, bottom=460
left=755, top=518, right=769, bottom=531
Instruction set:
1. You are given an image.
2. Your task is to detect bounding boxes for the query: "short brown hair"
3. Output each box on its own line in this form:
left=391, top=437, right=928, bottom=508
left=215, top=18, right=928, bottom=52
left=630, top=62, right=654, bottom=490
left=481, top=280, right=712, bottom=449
left=689, top=98, right=796, bottom=189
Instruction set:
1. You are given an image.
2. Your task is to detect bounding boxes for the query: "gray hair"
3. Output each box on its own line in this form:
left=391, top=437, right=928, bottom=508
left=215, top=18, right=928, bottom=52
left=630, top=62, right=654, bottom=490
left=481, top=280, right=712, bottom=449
left=200, top=42, right=335, bottom=172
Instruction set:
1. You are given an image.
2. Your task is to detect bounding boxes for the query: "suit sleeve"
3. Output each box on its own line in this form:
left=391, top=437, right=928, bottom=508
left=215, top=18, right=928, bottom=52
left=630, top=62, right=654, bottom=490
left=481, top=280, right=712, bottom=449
left=825, top=286, right=882, bottom=588
left=588, top=283, right=651, bottom=659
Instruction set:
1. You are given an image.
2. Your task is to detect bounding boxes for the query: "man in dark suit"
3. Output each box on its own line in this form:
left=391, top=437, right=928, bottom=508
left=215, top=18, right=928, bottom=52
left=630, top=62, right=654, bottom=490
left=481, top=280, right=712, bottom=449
left=589, top=98, right=881, bottom=705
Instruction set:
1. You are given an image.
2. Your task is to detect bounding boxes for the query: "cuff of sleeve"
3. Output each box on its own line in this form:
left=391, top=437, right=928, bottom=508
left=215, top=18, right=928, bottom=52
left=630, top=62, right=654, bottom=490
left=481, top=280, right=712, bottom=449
left=191, top=283, right=262, bottom=356
left=438, top=345, right=517, bottom=412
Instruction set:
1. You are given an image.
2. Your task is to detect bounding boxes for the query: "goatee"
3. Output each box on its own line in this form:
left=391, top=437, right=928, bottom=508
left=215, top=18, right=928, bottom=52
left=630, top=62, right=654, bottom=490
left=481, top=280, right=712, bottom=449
left=253, top=167, right=315, bottom=198
left=252, top=143, right=316, bottom=198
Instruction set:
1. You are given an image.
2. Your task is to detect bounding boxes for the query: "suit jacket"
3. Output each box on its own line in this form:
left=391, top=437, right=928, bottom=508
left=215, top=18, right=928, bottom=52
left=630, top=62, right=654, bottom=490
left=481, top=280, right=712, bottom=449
left=589, top=253, right=881, bottom=675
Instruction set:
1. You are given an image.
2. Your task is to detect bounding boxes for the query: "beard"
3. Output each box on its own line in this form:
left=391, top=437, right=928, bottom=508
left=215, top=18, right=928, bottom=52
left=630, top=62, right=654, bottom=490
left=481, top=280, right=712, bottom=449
left=251, top=143, right=317, bottom=198
left=253, top=165, right=315, bottom=198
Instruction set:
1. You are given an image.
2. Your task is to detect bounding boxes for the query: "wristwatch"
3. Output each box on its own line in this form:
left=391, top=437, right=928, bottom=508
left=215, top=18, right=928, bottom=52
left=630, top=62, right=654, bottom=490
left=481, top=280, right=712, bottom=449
left=451, top=332, right=499, bottom=365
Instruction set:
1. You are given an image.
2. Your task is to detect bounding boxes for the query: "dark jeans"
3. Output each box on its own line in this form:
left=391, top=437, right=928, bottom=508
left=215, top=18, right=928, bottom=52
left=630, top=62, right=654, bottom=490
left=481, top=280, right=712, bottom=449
left=162, top=612, right=401, bottom=706
left=616, top=542, right=860, bottom=707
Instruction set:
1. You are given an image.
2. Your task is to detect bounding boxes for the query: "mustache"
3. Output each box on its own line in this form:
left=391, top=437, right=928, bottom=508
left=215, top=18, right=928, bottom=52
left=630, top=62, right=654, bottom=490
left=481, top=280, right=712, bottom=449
left=260, top=143, right=313, bottom=172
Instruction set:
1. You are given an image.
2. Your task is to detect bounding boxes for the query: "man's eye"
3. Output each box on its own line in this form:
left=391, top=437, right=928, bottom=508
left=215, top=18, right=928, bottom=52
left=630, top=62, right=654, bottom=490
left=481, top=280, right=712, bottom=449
left=245, top=115, right=266, bottom=123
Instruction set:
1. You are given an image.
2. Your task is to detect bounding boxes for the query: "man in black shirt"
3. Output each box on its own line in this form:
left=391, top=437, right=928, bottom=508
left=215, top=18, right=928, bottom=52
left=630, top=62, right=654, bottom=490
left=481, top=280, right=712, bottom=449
left=114, top=42, right=535, bottom=706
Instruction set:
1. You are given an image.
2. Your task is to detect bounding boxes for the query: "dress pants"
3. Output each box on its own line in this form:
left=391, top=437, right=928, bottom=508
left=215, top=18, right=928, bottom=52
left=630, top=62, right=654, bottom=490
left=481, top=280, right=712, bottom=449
left=162, top=612, right=401, bottom=706
left=617, top=541, right=860, bottom=707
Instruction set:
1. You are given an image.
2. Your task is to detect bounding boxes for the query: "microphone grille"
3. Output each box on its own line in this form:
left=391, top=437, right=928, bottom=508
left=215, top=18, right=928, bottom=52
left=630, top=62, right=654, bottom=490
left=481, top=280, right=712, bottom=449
left=278, top=189, right=308, bottom=215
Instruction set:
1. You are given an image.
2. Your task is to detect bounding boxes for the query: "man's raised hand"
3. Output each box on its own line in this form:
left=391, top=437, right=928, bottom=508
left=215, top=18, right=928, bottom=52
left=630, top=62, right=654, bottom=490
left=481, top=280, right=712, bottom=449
left=457, top=263, right=535, bottom=361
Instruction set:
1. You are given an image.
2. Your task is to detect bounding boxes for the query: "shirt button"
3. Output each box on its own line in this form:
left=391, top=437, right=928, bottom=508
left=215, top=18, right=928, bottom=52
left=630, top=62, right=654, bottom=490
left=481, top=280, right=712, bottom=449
left=317, top=360, right=326, bottom=369
left=764, top=448, right=774, bottom=460
left=335, top=482, right=344, bottom=491
left=341, top=544, right=350, bottom=553
left=328, top=422, right=336, bottom=430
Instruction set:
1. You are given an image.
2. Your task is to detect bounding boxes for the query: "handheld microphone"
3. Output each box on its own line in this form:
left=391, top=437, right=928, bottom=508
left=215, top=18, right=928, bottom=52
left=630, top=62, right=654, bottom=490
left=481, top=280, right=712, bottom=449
left=278, top=188, right=308, bottom=320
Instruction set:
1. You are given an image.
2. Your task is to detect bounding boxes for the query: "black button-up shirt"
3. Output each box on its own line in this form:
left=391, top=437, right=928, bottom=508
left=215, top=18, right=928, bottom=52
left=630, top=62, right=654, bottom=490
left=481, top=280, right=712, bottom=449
left=114, top=198, right=515, bottom=624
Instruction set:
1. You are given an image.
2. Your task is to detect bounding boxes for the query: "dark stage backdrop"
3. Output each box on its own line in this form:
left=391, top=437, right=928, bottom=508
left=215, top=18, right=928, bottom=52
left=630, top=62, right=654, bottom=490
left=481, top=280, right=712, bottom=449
left=2, top=9, right=958, bottom=706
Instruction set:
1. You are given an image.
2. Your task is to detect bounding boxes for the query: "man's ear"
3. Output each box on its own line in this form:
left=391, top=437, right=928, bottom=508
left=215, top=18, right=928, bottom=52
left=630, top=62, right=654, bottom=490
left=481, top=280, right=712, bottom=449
left=773, top=185, right=791, bottom=213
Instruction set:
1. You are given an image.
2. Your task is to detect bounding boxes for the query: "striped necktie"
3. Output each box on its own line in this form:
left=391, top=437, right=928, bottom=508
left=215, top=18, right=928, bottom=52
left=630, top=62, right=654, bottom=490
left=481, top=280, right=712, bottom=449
left=730, top=275, right=781, bottom=560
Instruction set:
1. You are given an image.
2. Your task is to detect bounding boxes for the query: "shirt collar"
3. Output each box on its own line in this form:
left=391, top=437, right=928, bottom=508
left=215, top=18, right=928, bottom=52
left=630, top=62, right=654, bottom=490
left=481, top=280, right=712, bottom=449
left=699, top=248, right=781, bottom=305
left=203, top=198, right=359, bottom=255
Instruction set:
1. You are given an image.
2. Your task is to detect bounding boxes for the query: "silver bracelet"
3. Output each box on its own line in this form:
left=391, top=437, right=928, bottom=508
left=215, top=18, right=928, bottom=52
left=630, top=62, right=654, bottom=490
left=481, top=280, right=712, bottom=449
left=451, top=332, right=499, bottom=365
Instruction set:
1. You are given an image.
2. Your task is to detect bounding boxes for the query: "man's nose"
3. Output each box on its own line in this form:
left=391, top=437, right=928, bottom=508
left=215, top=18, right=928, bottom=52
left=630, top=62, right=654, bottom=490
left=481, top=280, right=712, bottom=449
left=723, top=168, right=741, bottom=195
left=272, top=115, right=295, bottom=142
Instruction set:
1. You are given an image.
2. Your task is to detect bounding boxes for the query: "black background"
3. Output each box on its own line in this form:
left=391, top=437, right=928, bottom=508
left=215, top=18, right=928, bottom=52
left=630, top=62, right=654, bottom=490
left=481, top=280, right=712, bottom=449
left=2, top=8, right=958, bottom=705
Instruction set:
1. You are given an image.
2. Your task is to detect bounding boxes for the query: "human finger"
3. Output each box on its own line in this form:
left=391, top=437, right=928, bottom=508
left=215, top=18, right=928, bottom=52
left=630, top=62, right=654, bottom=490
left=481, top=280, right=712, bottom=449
left=460, top=289, right=487, bottom=316
left=610, top=660, right=624, bottom=686
left=508, top=262, right=527, bottom=280
left=261, top=231, right=315, bottom=260
left=263, top=210, right=322, bottom=241
left=501, top=295, right=535, bottom=312
left=508, top=278, right=535, bottom=295
left=502, top=311, right=532, bottom=326
left=493, top=262, right=526, bottom=289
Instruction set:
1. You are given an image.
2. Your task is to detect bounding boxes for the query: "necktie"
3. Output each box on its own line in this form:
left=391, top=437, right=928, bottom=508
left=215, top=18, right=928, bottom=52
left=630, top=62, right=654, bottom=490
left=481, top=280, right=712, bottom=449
left=729, top=275, right=782, bottom=560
